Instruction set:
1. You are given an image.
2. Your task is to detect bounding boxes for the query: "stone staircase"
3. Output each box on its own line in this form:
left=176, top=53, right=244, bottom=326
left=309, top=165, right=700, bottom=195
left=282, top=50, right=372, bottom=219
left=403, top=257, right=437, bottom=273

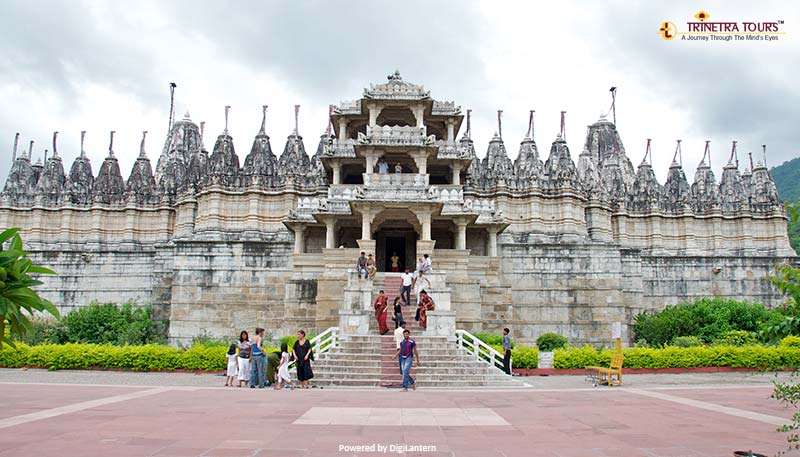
left=312, top=334, right=528, bottom=388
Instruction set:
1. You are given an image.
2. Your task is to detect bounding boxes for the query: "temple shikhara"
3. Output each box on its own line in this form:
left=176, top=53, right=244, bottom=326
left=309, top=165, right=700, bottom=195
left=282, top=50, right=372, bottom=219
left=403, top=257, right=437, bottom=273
left=0, top=71, right=796, bottom=346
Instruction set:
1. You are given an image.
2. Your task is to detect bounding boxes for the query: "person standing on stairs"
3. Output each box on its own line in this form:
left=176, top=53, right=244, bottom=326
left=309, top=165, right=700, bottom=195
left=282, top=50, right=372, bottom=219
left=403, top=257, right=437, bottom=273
left=502, top=327, right=513, bottom=375
left=400, top=268, right=413, bottom=305
left=394, top=329, right=419, bottom=391
left=356, top=251, right=368, bottom=280
left=394, top=320, right=406, bottom=374
left=366, top=254, right=377, bottom=280
left=390, top=251, right=400, bottom=272
left=374, top=290, right=390, bottom=335
left=392, top=296, right=403, bottom=329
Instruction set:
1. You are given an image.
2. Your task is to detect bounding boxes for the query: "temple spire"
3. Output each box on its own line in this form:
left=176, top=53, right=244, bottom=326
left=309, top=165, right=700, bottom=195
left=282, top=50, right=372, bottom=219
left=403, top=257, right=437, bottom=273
left=497, top=110, right=503, bottom=139
left=327, top=104, right=333, bottom=137
left=108, top=131, right=115, bottom=158
left=43, top=149, right=48, bottom=163
left=139, top=131, right=148, bottom=158
left=641, top=138, right=652, bottom=165
left=672, top=139, right=683, bottom=165
left=12, top=132, right=19, bottom=161
left=27, top=140, right=34, bottom=160
left=560, top=111, right=566, bottom=140
left=80, top=131, right=86, bottom=158
left=525, top=110, right=535, bottom=139
left=199, top=121, right=206, bottom=146
left=700, top=140, right=710, bottom=167
left=728, top=140, right=738, bottom=166
left=748, top=152, right=754, bottom=172
left=52, top=131, right=59, bottom=157
left=294, top=104, right=300, bottom=136
left=223, top=106, right=230, bottom=135
left=260, top=105, right=268, bottom=134
left=762, top=144, right=767, bottom=168
left=466, top=109, right=472, bottom=139
left=609, top=86, right=617, bottom=126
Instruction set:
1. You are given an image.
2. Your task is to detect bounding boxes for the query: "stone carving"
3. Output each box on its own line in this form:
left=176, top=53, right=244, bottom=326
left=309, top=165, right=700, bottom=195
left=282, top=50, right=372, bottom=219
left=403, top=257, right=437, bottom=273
left=93, top=131, right=126, bottom=204
left=577, top=147, right=601, bottom=195
left=750, top=161, right=781, bottom=213
left=542, top=135, right=580, bottom=190
left=627, top=145, right=663, bottom=213
left=126, top=131, right=158, bottom=205
left=66, top=131, right=94, bottom=205
left=364, top=70, right=430, bottom=100
left=690, top=141, right=720, bottom=213
left=34, top=132, right=66, bottom=205
left=583, top=115, right=636, bottom=190
left=481, top=132, right=514, bottom=189
left=2, top=134, right=37, bottom=206
left=155, top=113, right=202, bottom=200
left=514, top=134, right=543, bottom=189
left=719, top=142, right=745, bottom=214
left=278, top=134, right=311, bottom=178
left=662, top=142, right=692, bottom=213
left=599, top=154, right=628, bottom=206
left=242, top=106, right=279, bottom=187
left=305, top=133, right=331, bottom=188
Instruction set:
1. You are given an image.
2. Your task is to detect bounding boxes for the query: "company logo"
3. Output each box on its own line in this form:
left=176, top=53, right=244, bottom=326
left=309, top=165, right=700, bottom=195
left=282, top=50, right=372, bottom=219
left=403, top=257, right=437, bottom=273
left=659, top=10, right=785, bottom=42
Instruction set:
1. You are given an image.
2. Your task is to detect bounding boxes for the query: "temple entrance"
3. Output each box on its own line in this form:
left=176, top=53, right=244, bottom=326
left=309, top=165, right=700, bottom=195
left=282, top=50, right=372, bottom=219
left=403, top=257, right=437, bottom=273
left=375, top=225, right=417, bottom=272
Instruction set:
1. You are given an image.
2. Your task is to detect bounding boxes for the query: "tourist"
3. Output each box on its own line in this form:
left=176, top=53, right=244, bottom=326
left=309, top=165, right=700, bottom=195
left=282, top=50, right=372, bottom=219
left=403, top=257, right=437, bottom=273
left=412, top=257, right=423, bottom=287
left=374, top=290, right=390, bottom=335
left=366, top=253, right=377, bottom=280
left=274, top=343, right=295, bottom=390
left=377, top=157, right=388, bottom=174
left=394, top=329, right=420, bottom=391
left=390, top=251, right=401, bottom=272
left=394, top=162, right=402, bottom=173
left=400, top=268, right=413, bottom=305
left=502, top=327, right=512, bottom=375
left=356, top=251, right=368, bottom=279
left=416, top=290, right=435, bottom=330
left=292, top=330, right=314, bottom=388
left=250, top=327, right=267, bottom=388
left=266, top=350, right=280, bottom=385
left=237, top=330, right=252, bottom=387
left=394, top=320, right=406, bottom=374
left=392, top=296, right=403, bottom=329
left=225, top=343, right=238, bottom=387
left=421, top=253, right=432, bottom=273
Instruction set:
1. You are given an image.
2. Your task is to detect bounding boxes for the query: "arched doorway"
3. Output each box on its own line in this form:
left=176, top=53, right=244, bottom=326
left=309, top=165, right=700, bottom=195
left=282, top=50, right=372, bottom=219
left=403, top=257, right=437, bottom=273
left=372, top=208, right=420, bottom=272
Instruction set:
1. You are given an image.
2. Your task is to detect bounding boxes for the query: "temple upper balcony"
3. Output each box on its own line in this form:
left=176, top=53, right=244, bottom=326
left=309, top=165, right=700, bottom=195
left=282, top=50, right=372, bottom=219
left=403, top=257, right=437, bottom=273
left=359, top=125, right=434, bottom=148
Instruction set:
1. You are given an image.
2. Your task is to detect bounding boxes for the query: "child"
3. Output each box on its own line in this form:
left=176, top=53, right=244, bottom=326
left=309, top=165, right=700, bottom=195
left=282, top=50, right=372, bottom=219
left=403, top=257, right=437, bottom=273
left=225, top=343, right=238, bottom=387
left=274, top=343, right=296, bottom=390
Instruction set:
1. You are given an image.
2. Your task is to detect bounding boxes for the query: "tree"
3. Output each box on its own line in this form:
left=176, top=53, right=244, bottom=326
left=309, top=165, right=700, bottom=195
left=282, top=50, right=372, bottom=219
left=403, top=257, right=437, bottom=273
left=0, top=227, right=59, bottom=347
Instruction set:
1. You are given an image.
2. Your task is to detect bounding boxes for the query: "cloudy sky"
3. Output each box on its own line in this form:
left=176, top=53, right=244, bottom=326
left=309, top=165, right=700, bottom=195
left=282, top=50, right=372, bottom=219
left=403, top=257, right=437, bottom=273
left=0, top=0, right=797, bottom=185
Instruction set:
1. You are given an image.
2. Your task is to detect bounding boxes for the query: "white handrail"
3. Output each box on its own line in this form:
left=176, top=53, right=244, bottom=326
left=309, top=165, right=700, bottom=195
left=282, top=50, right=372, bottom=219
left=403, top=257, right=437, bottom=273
left=454, top=329, right=511, bottom=374
left=288, top=327, right=339, bottom=369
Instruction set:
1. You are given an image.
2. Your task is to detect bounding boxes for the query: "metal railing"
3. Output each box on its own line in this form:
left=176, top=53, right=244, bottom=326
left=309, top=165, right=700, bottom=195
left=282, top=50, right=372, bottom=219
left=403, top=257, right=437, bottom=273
left=455, top=329, right=511, bottom=374
left=288, top=327, right=339, bottom=369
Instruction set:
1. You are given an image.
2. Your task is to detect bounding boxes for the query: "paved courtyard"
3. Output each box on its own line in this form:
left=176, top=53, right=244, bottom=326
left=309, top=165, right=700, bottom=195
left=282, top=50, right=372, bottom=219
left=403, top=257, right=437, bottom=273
left=0, top=369, right=795, bottom=456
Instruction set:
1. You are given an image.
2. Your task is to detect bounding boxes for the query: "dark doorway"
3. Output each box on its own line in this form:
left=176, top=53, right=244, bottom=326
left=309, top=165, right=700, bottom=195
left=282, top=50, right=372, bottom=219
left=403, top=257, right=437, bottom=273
left=385, top=237, right=405, bottom=272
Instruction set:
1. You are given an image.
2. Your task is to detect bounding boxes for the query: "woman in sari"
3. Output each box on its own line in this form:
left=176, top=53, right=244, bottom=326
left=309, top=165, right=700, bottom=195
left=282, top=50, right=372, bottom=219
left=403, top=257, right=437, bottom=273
left=417, top=290, right=435, bottom=330
left=373, top=290, right=390, bottom=335
left=292, top=329, right=314, bottom=389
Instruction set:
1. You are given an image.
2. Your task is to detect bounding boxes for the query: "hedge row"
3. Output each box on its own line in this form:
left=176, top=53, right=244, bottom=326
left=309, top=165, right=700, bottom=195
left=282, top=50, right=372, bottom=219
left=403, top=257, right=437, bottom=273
left=509, top=342, right=800, bottom=370
left=0, top=343, right=277, bottom=371
left=2, top=342, right=800, bottom=371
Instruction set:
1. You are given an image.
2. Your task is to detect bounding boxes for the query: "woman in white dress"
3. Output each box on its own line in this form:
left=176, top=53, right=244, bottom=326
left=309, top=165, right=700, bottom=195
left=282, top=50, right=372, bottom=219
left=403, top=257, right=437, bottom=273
left=274, top=343, right=295, bottom=390
left=225, top=343, right=238, bottom=387
left=237, top=330, right=252, bottom=387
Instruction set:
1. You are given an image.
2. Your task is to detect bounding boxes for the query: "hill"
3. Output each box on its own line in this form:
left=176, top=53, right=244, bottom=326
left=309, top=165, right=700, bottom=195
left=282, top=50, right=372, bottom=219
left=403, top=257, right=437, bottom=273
left=771, top=157, right=800, bottom=254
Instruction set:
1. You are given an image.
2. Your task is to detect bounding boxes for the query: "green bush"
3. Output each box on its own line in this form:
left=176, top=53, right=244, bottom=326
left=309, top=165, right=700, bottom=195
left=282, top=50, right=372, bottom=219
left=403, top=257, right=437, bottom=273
left=536, top=333, right=567, bottom=352
left=18, top=317, right=67, bottom=346
left=0, top=342, right=280, bottom=371
left=57, top=302, right=166, bottom=346
left=781, top=335, right=800, bottom=348
left=713, top=330, right=758, bottom=346
left=472, top=333, right=504, bottom=346
left=634, top=297, right=776, bottom=346
left=510, top=346, right=538, bottom=368
left=670, top=336, right=704, bottom=347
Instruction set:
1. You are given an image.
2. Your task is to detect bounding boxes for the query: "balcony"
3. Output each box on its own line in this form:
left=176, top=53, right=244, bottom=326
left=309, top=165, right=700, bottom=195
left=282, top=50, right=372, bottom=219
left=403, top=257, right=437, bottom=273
left=358, top=125, right=435, bottom=147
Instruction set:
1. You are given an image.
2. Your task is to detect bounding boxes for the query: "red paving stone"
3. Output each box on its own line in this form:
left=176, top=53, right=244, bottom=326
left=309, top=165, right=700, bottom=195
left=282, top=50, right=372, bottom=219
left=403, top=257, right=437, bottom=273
left=0, top=383, right=794, bottom=456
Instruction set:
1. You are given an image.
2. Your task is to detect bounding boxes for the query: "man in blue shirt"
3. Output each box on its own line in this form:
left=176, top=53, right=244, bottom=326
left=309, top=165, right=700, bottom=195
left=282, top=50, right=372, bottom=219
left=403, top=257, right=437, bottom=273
left=502, top=327, right=512, bottom=375
left=394, top=329, right=420, bottom=391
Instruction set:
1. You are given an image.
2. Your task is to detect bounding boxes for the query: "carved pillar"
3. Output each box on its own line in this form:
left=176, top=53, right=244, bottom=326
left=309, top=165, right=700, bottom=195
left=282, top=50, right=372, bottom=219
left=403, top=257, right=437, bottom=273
left=293, top=226, right=306, bottom=254
left=487, top=227, right=498, bottom=257
left=363, top=150, right=382, bottom=174
left=325, top=218, right=336, bottom=249
left=410, top=151, right=428, bottom=175
left=413, top=106, right=425, bottom=128
left=338, top=119, right=347, bottom=145
left=417, top=210, right=432, bottom=241
left=367, top=103, right=384, bottom=128
left=331, top=160, right=342, bottom=185
left=361, top=210, right=373, bottom=241
left=451, top=163, right=463, bottom=186
left=455, top=219, right=467, bottom=250
left=446, top=120, right=455, bottom=144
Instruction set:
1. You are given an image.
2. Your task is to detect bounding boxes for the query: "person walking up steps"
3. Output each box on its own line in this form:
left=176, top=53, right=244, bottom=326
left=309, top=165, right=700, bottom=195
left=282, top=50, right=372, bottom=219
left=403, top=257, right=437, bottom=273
left=394, top=329, right=420, bottom=391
